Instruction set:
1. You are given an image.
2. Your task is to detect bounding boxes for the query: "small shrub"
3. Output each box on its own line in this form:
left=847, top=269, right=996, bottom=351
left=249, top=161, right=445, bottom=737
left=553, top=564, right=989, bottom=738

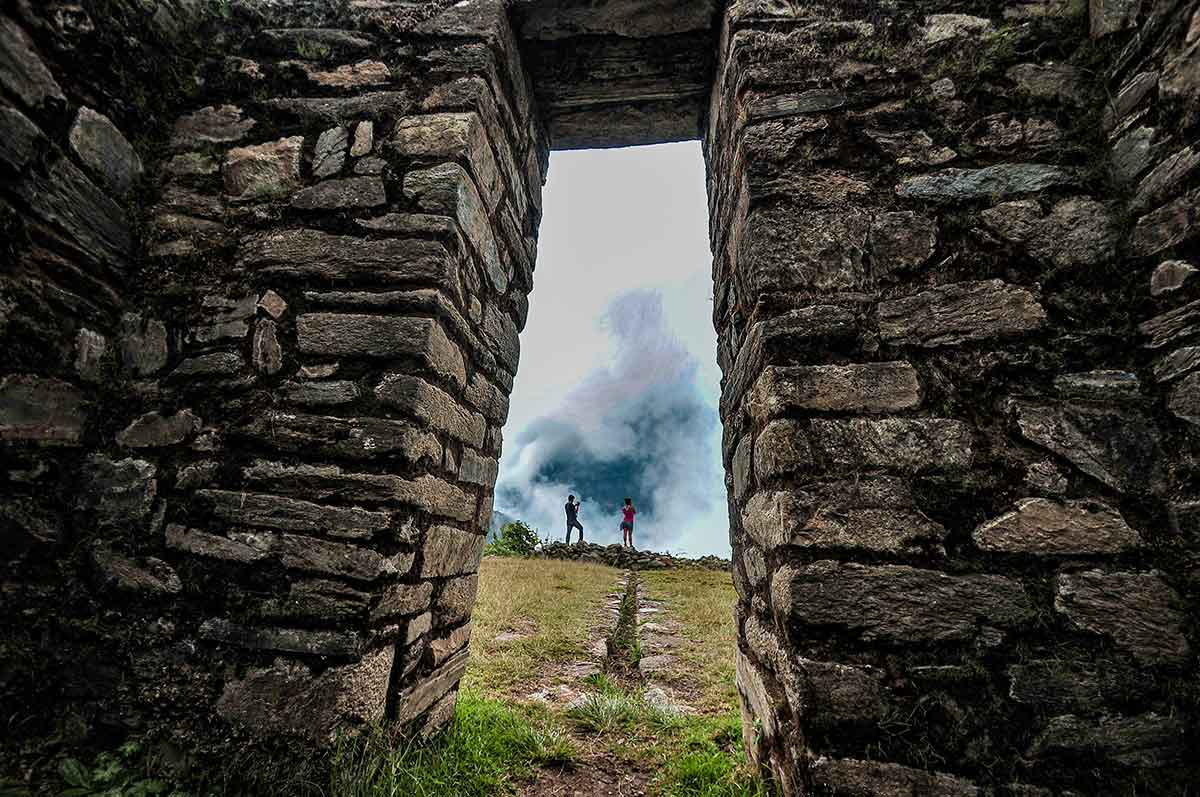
left=52, top=741, right=186, bottom=797
left=484, top=520, right=540, bottom=557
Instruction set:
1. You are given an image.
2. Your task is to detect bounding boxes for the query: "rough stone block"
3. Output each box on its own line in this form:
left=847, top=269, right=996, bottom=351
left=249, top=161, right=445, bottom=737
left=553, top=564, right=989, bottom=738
left=1008, top=660, right=1146, bottom=711
left=375, top=374, right=485, bottom=446
left=239, top=412, right=442, bottom=464
left=195, top=490, right=395, bottom=541
left=435, top=574, right=479, bottom=626
left=429, top=622, right=473, bottom=667
left=742, top=481, right=946, bottom=555
left=224, top=136, right=304, bottom=201
left=1055, top=570, right=1190, bottom=664
left=372, top=582, right=434, bottom=623
left=69, top=107, right=142, bottom=195
left=464, top=372, right=510, bottom=424
left=292, top=176, right=386, bottom=210
left=1130, top=190, right=1200, bottom=256
left=394, top=649, right=470, bottom=724
left=1008, top=400, right=1162, bottom=493
left=420, top=526, right=485, bottom=578
left=82, top=456, right=157, bottom=526
left=117, top=410, right=200, bottom=448
left=459, top=448, right=498, bottom=487
left=973, top=498, right=1140, bottom=555
left=811, top=757, right=978, bottom=796
left=166, top=524, right=269, bottom=564
left=280, top=380, right=360, bottom=407
left=1029, top=713, right=1185, bottom=767
left=200, top=618, right=362, bottom=658
left=0, top=17, right=64, bottom=109
left=801, top=658, right=885, bottom=727
left=809, top=418, right=974, bottom=474
left=981, top=198, right=1119, bottom=268
left=772, top=561, right=1033, bottom=642
left=895, top=163, right=1074, bottom=203
left=747, top=362, right=921, bottom=419
left=741, top=205, right=871, bottom=292
left=256, top=579, right=371, bottom=624
left=878, top=280, right=1046, bottom=348
left=1167, top=371, right=1200, bottom=425
left=172, top=105, right=255, bottom=149
left=91, top=546, right=181, bottom=595
left=217, top=646, right=393, bottom=744
left=0, top=375, right=86, bottom=444
left=870, top=211, right=937, bottom=275
left=391, top=113, right=501, bottom=206
left=297, top=315, right=466, bottom=389
left=1140, top=299, right=1200, bottom=350
left=240, top=230, right=456, bottom=288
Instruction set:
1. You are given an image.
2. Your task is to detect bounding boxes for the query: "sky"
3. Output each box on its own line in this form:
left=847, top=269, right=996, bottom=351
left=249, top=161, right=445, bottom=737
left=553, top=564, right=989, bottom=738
left=493, top=141, right=731, bottom=557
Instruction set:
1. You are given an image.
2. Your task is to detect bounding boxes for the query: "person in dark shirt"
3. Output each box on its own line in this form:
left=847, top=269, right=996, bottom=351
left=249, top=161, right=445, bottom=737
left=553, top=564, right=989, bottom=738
left=565, top=494, right=584, bottom=544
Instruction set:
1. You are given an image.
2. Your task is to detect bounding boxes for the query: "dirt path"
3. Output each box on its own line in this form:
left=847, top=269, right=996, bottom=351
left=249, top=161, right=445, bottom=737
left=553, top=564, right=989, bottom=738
left=517, top=752, right=653, bottom=797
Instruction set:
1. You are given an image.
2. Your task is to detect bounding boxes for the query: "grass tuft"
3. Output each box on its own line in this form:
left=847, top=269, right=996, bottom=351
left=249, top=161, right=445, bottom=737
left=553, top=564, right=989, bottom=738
left=565, top=690, right=686, bottom=735
left=328, top=690, right=575, bottom=797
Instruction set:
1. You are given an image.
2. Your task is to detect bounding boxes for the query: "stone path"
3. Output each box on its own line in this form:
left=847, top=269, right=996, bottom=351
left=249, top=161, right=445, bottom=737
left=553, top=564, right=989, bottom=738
left=634, top=576, right=694, bottom=714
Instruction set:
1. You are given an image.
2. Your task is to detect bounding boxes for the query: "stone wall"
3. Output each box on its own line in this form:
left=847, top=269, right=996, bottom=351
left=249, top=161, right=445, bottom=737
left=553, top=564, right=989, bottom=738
left=1, top=0, right=546, bottom=782
left=535, top=541, right=732, bottom=570
left=3, top=0, right=1199, bottom=792
left=710, top=0, right=1199, bottom=793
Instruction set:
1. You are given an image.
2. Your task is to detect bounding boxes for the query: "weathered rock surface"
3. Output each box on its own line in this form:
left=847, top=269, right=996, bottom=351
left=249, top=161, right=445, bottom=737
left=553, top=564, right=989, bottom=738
left=420, top=526, right=485, bottom=578
left=896, top=164, right=1074, bottom=204
left=69, top=107, right=142, bottom=195
left=297, top=315, right=466, bottom=388
left=0, top=375, right=86, bottom=444
left=973, top=498, right=1140, bottom=555
left=224, top=136, right=304, bottom=201
left=117, top=410, right=200, bottom=448
left=878, top=281, right=1046, bottom=347
left=91, top=546, right=181, bottom=595
left=1055, top=570, right=1191, bottom=664
left=1030, top=713, right=1185, bottom=767
left=292, top=176, right=386, bottom=210
left=195, top=489, right=395, bottom=541
left=746, top=362, right=921, bottom=419
left=1150, top=260, right=1198, bottom=296
left=772, top=561, right=1033, bottom=642
left=981, top=198, right=1119, bottom=268
left=241, top=231, right=455, bottom=287
left=811, top=757, right=978, bottom=796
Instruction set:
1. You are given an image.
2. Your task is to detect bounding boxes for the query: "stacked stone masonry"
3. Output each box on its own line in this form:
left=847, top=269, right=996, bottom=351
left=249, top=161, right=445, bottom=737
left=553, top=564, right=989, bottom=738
left=1, top=0, right=1198, bottom=794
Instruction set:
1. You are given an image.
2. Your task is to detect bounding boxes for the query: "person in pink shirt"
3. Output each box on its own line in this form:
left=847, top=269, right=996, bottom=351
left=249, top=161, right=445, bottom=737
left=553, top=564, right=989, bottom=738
left=619, top=497, right=637, bottom=549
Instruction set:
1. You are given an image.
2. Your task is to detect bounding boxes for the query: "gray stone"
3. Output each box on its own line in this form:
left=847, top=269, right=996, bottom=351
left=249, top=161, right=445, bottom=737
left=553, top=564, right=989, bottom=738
left=176, top=460, right=219, bottom=490
left=1030, top=713, right=1185, bottom=767
left=200, top=618, right=361, bottom=658
left=303, top=60, right=392, bottom=89
left=266, top=93, right=412, bottom=125
left=83, top=456, right=157, bottom=525
left=224, top=136, right=304, bottom=202
left=482, top=304, right=521, bottom=373
left=772, top=561, right=1033, bottom=642
left=1008, top=400, right=1162, bottom=492
left=895, top=164, right=1074, bottom=204
left=313, top=126, right=349, bottom=178
left=1132, top=147, right=1200, bottom=213
left=1054, top=370, right=1141, bottom=402
left=117, top=410, right=200, bottom=448
left=391, top=113, right=501, bottom=206
left=195, top=489, right=394, bottom=541
left=1160, top=9, right=1200, bottom=100
left=91, top=546, right=181, bottom=596
left=253, top=319, right=283, bottom=375
left=981, top=198, right=1119, bottom=268
left=746, top=90, right=847, bottom=121
left=257, top=579, right=371, bottom=624
left=221, top=530, right=413, bottom=582
left=281, top=380, right=360, bottom=407
left=1153, top=346, right=1200, bottom=382
left=464, top=372, right=510, bottom=424
left=254, top=28, right=377, bottom=59
left=258, top=290, right=288, bottom=319
left=1130, top=190, right=1200, bottom=257
left=435, top=574, right=479, bottom=626
left=173, top=353, right=244, bottom=377
left=459, top=449, right=498, bottom=487
left=298, top=314, right=466, bottom=388
left=354, top=156, right=386, bottom=175
left=811, top=757, right=979, bottom=796
left=1105, top=71, right=1159, bottom=131
left=300, top=363, right=340, bottom=379
left=866, top=129, right=956, bottom=166
left=75, top=328, right=107, bottom=383
left=1140, top=299, right=1200, bottom=349
left=801, top=658, right=884, bottom=726
left=217, top=646, right=392, bottom=744
left=69, top=107, right=142, bottom=195
left=405, top=162, right=506, bottom=294
left=163, top=152, right=219, bottom=178
left=373, top=582, right=434, bottom=623
left=732, top=435, right=753, bottom=502
left=167, top=524, right=269, bottom=564
left=743, top=480, right=945, bottom=556
left=1167, top=371, right=1200, bottom=425
left=0, top=17, right=64, bottom=109
left=1109, top=125, right=1159, bottom=186
left=1150, top=260, right=1198, bottom=296
left=240, top=230, right=456, bottom=288
left=1055, top=570, right=1190, bottom=664
left=405, top=612, right=433, bottom=645
left=973, top=498, right=1140, bottom=555
left=1090, top=0, right=1142, bottom=37
left=430, top=622, right=472, bottom=667
left=394, top=649, right=469, bottom=724
left=1007, top=63, right=1091, bottom=106
left=742, top=205, right=870, bottom=292
left=794, top=417, right=974, bottom=475
left=869, top=211, right=937, bottom=275
left=172, top=105, right=255, bottom=149
left=878, top=280, right=1046, bottom=347
left=420, top=526, right=486, bottom=578
left=239, top=411, right=442, bottom=465
left=375, top=375, right=484, bottom=446
left=746, top=362, right=921, bottom=420
left=351, top=121, right=374, bottom=156
left=242, top=461, right=473, bottom=522
left=292, top=176, right=386, bottom=210
left=1008, top=660, right=1146, bottom=711
left=923, top=13, right=992, bottom=44
left=1025, top=460, right=1069, bottom=494
left=118, top=314, right=168, bottom=376
left=0, top=105, right=41, bottom=171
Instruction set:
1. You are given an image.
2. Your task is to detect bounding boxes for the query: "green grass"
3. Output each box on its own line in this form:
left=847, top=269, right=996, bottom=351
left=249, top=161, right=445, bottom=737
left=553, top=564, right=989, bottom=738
left=328, top=690, right=575, bottom=797
left=565, top=689, right=686, bottom=735
left=660, top=714, right=771, bottom=797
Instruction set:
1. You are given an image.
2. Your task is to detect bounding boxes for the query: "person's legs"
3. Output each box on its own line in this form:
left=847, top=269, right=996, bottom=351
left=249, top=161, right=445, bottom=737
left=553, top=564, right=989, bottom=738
left=565, top=521, right=573, bottom=544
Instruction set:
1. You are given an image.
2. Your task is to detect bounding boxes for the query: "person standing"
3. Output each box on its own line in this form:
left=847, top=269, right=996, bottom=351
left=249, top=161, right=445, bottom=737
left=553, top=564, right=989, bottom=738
left=619, top=497, right=636, bottom=549
left=565, top=494, right=584, bottom=544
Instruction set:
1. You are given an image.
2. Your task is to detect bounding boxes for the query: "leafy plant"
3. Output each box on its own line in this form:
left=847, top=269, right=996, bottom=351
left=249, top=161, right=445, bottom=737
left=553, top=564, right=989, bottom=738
left=55, top=741, right=183, bottom=797
left=484, top=520, right=540, bottom=557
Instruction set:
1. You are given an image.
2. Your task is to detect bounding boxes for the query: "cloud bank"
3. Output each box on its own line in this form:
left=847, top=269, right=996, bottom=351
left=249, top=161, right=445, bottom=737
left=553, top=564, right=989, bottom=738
left=495, top=290, right=728, bottom=555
